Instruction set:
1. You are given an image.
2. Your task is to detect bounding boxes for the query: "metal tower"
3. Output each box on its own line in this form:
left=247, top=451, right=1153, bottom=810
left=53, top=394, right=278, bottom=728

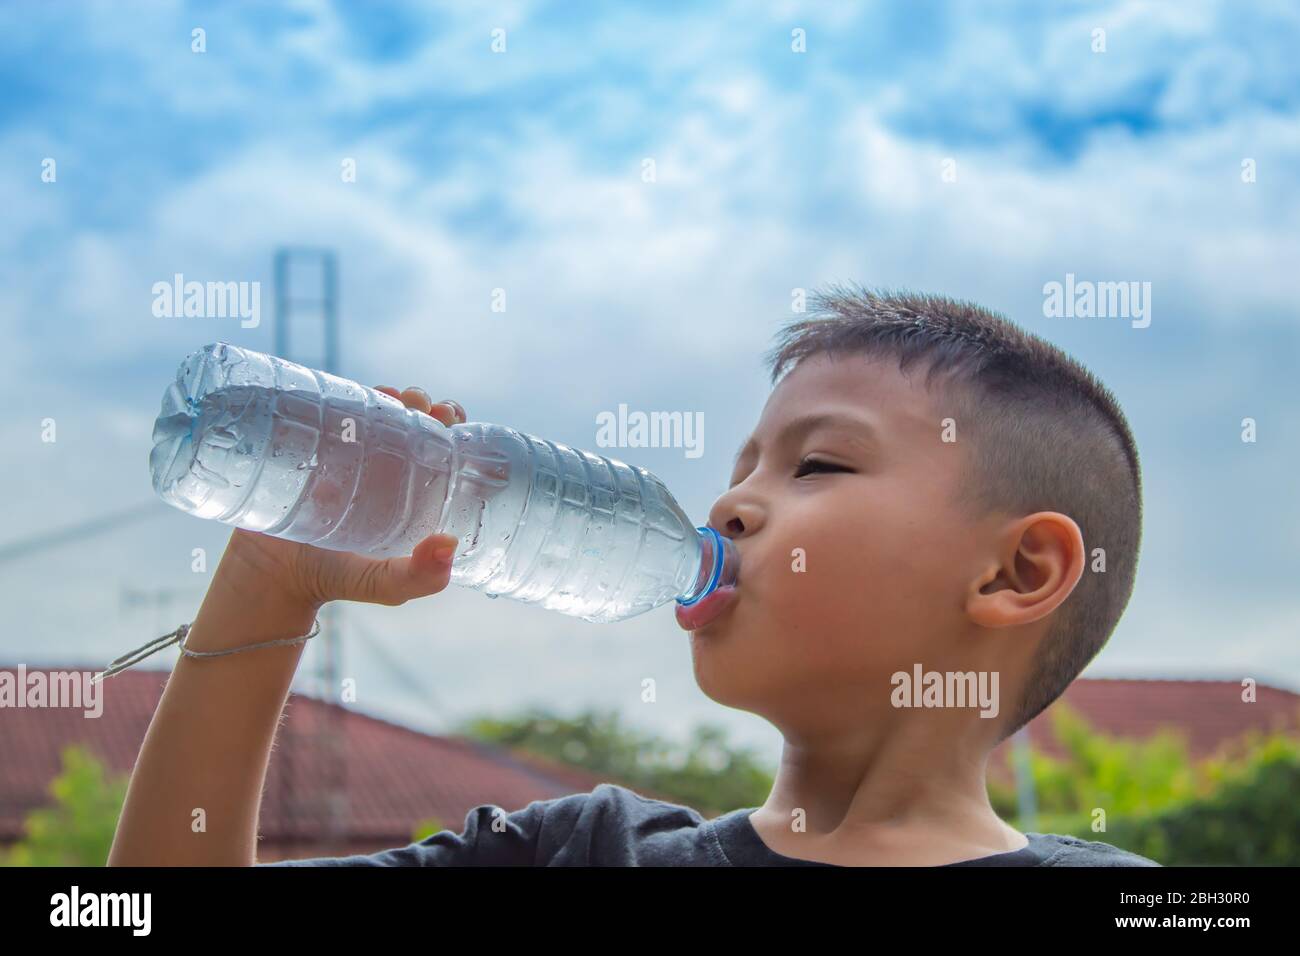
left=273, top=247, right=349, bottom=856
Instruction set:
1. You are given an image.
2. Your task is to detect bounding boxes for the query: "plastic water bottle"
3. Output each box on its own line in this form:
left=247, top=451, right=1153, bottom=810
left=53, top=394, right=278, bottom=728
left=148, top=342, right=739, bottom=623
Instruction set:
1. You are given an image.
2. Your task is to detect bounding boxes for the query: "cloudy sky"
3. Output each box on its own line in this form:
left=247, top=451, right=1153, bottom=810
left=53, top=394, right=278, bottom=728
left=2, top=0, right=1297, bottom=760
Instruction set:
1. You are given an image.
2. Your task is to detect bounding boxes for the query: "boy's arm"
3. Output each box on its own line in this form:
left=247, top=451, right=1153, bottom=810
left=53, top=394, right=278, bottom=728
left=106, top=541, right=321, bottom=867
left=109, top=385, right=466, bottom=868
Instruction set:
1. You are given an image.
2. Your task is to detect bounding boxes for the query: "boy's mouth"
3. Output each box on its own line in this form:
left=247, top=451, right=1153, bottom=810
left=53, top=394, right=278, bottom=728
left=675, top=586, right=738, bottom=632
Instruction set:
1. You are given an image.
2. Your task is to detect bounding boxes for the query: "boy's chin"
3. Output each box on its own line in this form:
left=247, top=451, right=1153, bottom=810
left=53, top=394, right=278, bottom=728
left=689, top=622, right=779, bottom=711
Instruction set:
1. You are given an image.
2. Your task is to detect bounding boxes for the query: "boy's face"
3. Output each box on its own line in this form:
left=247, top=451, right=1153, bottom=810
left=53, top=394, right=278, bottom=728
left=692, top=352, right=996, bottom=731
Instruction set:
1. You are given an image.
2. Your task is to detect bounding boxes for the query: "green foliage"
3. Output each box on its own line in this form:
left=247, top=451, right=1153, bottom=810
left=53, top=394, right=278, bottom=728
left=460, top=707, right=773, bottom=817
left=411, top=816, right=446, bottom=841
left=1, top=745, right=128, bottom=867
left=989, top=703, right=1300, bottom=865
left=1100, top=732, right=1300, bottom=865
left=1003, top=703, right=1205, bottom=818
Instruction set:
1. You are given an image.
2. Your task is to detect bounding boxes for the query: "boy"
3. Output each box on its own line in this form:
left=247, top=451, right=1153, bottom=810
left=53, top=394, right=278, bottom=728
left=108, top=286, right=1159, bottom=866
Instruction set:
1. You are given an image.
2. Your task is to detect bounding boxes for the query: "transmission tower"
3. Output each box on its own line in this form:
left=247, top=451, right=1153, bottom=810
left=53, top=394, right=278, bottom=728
left=273, top=247, right=349, bottom=855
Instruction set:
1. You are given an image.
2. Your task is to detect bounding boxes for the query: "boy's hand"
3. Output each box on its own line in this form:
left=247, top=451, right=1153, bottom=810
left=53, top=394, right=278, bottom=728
left=218, top=386, right=468, bottom=613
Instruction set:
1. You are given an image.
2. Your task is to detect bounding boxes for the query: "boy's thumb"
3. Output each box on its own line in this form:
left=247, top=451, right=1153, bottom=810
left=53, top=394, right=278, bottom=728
left=348, top=534, right=458, bottom=606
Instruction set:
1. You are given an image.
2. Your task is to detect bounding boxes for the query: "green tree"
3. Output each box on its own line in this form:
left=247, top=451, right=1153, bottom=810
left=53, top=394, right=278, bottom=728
left=411, top=816, right=447, bottom=841
left=460, top=707, right=773, bottom=816
left=989, top=702, right=1205, bottom=826
left=1103, top=731, right=1300, bottom=865
left=1, top=745, right=128, bottom=867
left=988, top=703, right=1300, bottom=865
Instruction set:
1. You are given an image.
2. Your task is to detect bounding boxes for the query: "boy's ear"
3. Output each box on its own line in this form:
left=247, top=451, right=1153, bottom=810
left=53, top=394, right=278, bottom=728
left=965, top=512, right=1085, bottom=629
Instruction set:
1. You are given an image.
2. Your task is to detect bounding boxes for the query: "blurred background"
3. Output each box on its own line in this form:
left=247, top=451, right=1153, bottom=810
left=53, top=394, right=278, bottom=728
left=1, top=0, right=1298, bottom=865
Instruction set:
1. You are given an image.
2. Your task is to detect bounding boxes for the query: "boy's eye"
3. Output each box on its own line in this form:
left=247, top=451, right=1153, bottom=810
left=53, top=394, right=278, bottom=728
left=794, top=456, right=852, bottom=478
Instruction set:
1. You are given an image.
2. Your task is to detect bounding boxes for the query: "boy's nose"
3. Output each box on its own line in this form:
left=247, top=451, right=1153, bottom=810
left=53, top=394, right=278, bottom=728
left=707, top=498, right=759, bottom=540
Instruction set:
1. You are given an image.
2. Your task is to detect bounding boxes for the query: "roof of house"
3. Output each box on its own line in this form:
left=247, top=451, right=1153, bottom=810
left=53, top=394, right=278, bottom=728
left=5, top=668, right=1298, bottom=843
left=0, top=665, right=677, bottom=845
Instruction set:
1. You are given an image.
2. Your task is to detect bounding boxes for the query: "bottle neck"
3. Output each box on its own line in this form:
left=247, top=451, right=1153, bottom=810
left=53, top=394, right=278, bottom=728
left=678, top=526, right=739, bottom=605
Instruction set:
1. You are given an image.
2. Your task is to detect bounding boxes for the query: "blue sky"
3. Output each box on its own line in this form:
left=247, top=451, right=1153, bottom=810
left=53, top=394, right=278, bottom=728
left=2, top=0, right=1298, bottom=757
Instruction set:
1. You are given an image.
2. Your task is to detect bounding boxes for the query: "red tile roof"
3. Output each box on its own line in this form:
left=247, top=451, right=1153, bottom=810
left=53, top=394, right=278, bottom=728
left=5, top=668, right=1297, bottom=854
left=0, top=665, right=668, bottom=855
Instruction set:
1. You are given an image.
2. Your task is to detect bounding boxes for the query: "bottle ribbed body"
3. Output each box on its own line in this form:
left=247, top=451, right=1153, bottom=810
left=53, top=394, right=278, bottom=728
left=150, top=342, right=728, bottom=622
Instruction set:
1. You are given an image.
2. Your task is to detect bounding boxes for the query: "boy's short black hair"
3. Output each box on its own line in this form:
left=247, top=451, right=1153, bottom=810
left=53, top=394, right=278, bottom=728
left=763, top=284, right=1143, bottom=744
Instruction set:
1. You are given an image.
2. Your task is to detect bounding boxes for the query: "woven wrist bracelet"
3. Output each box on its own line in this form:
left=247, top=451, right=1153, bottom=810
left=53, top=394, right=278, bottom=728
left=91, top=618, right=322, bottom=684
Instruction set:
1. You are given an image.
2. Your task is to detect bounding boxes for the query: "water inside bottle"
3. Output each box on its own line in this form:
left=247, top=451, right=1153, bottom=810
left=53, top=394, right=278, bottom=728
left=150, top=342, right=730, bottom=623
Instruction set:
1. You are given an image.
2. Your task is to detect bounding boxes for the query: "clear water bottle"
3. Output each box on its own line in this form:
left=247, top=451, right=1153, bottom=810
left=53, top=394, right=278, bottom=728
left=148, top=342, right=738, bottom=623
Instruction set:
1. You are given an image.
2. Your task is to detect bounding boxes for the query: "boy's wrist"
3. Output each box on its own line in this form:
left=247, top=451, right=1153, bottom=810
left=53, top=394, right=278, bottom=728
left=187, top=540, right=324, bottom=653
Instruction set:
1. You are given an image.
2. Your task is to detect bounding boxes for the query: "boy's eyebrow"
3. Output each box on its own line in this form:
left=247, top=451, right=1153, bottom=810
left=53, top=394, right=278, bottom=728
left=731, top=411, right=877, bottom=470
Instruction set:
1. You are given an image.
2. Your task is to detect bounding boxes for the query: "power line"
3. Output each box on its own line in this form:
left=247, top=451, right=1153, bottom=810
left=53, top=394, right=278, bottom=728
left=345, top=612, right=452, bottom=732
left=0, top=500, right=160, bottom=565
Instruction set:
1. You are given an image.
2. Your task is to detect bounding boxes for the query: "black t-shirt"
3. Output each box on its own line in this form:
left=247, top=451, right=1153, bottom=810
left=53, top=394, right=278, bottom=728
left=258, top=783, right=1161, bottom=867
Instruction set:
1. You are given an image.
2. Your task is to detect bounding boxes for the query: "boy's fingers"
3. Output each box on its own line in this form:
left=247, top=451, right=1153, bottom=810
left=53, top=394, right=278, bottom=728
left=399, top=386, right=433, bottom=414
left=375, top=385, right=464, bottom=425
left=422, top=400, right=465, bottom=428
